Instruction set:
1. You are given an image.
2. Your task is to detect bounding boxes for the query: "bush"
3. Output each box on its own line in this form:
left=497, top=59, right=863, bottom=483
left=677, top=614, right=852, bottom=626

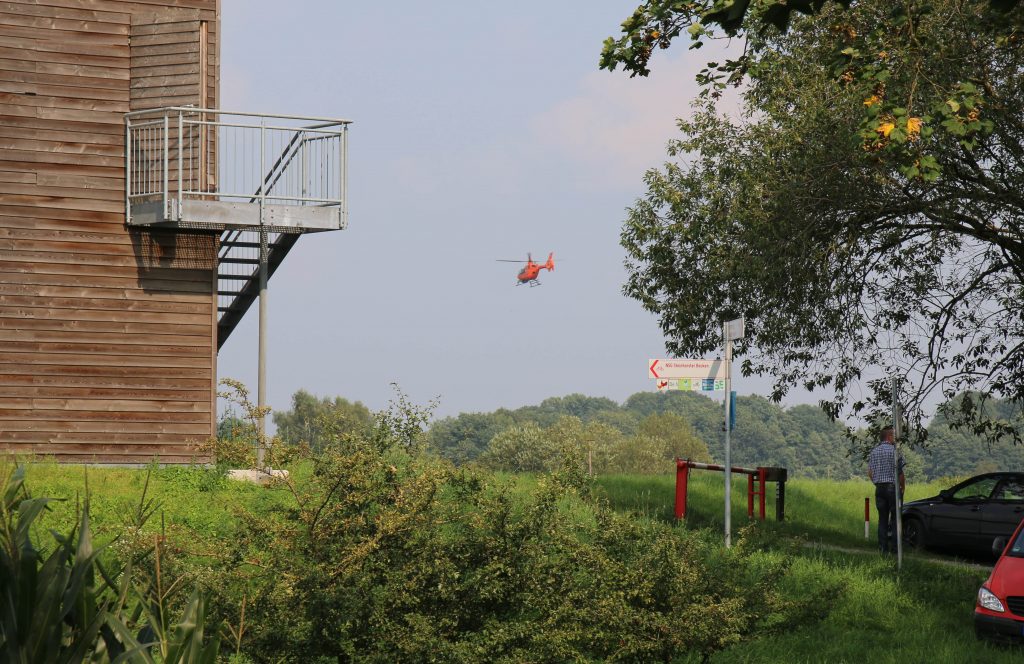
left=206, top=395, right=836, bottom=662
left=0, top=465, right=221, bottom=663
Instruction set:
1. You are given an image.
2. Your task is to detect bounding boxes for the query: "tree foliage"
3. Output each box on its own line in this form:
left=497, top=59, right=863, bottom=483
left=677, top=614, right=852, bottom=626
left=620, top=0, right=1024, bottom=444
left=271, top=389, right=373, bottom=451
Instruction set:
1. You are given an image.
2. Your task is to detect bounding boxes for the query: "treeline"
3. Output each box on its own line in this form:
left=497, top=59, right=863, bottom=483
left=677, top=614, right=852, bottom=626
left=424, top=391, right=861, bottom=479
left=257, top=389, right=1024, bottom=480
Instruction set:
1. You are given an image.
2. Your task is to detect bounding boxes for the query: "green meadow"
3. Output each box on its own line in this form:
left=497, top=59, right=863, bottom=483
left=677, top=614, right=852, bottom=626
left=9, top=460, right=1021, bottom=663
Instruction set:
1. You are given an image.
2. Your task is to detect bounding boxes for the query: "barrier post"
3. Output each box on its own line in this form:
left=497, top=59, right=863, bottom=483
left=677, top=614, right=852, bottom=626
left=758, top=467, right=767, bottom=520
left=746, top=473, right=754, bottom=519
left=674, top=459, right=690, bottom=520
left=864, top=497, right=870, bottom=539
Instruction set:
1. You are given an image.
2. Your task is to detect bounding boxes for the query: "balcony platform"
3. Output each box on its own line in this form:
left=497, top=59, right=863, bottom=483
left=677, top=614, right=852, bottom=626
left=130, top=199, right=344, bottom=232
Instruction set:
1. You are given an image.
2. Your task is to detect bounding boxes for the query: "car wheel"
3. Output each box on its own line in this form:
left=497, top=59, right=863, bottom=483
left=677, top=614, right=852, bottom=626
left=903, top=517, right=926, bottom=551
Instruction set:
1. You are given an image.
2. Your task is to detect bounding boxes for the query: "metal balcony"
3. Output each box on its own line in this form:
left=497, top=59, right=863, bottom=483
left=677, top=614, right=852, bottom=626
left=125, top=107, right=351, bottom=347
left=125, top=107, right=350, bottom=232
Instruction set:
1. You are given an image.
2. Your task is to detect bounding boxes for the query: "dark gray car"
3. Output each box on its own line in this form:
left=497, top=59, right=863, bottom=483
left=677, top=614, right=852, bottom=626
left=902, top=472, right=1024, bottom=556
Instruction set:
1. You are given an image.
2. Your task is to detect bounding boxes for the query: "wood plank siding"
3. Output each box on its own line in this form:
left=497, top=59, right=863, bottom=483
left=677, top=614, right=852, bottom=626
left=0, top=0, right=220, bottom=463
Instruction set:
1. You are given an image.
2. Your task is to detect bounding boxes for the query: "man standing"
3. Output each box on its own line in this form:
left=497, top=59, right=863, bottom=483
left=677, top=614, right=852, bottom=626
left=868, top=425, right=906, bottom=554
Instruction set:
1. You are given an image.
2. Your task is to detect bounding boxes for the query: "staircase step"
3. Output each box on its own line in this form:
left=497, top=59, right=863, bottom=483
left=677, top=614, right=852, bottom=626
left=221, top=241, right=261, bottom=249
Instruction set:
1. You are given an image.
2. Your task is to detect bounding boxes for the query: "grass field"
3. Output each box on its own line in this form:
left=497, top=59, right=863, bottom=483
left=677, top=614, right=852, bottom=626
left=9, top=460, right=1021, bottom=662
left=596, top=472, right=1019, bottom=663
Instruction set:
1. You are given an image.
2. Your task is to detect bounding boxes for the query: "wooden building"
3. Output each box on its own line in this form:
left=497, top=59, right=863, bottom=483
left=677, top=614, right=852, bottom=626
left=0, top=0, right=348, bottom=463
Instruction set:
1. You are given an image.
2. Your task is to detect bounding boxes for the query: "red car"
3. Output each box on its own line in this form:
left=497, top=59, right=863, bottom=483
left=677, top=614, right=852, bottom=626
left=975, top=517, right=1024, bottom=641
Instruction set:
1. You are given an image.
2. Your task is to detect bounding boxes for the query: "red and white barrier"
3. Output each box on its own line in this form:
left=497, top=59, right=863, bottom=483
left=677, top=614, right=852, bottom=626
left=864, top=497, right=870, bottom=539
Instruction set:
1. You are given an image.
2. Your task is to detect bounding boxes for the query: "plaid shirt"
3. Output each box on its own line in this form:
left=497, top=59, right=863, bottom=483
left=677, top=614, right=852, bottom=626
left=868, top=442, right=905, bottom=484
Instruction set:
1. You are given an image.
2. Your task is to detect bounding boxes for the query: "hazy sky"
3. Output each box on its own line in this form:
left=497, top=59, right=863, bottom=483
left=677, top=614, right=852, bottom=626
left=216, top=1, right=787, bottom=420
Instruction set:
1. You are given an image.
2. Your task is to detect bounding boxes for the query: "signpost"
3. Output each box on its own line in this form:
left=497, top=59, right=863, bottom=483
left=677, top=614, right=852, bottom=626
left=648, top=359, right=726, bottom=380
left=655, top=378, right=726, bottom=392
left=648, top=316, right=745, bottom=548
left=893, top=377, right=903, bottom=570
left=722, top=317, right=744, bottom=548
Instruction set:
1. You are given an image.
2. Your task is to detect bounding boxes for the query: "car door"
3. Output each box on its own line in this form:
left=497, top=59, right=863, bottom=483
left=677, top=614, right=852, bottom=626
left=982, top=477, right=1024, bottom=545
left=927, top=476, right=999, bottom=551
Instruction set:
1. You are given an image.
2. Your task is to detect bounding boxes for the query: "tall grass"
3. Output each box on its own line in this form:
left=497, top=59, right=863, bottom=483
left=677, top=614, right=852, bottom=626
left=595, top=472, right=1018, bottom=663
left=8, top=460, right=1019, bottom=662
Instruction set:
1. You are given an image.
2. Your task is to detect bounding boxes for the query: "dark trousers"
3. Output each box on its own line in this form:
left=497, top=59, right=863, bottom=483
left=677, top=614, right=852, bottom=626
left=875, top=483, right=898, bottom=553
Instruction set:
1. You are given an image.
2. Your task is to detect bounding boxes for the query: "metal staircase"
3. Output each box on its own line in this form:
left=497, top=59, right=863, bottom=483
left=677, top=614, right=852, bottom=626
left=124, top=107, right=351, bottom=348
left=215, top=229, right=298, bottom=348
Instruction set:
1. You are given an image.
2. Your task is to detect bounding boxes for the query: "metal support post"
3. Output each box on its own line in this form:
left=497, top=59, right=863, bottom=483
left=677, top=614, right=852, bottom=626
left=893, top=376, right=903, bottom=569
left=257, top=118, right=267, bottom=468
left=723, top=321, right=732, bottom=548
left=162, top=115, right=169, bottom=218
left=177, top=109, right=183, bottom=220
left=257, top=227, right=268, bottom=467
left=125, top=119, right=131, bottom=224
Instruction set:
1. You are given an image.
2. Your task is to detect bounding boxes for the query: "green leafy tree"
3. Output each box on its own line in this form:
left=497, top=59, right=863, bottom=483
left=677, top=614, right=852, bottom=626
left=620, top=0, right=1024, bottom=443
left=480, top=422, right=560, bottom=472
left=426, top=410, right=516, bottom=465
left=272, top=389, right=372, bottom=451
left=637, top=412, right=712, bottom=462
left=601, top=0, right=1021, bottom=177
left=512, top=394, right=622, bottom=428
left=216, top=415, right=246, bottom=441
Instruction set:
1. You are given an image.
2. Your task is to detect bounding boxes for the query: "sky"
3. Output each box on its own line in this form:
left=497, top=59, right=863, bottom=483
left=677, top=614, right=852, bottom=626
left=215, top=1, right=786, bottom=421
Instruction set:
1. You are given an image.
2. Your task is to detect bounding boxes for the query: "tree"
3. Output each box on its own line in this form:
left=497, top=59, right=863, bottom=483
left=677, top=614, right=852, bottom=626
left=272, top=389, right=373, bottom=451
left=620, top=0, right=1024, bottom=445
left=636, top=412, right=711, bottom=462
left=427, top=410, right=517, bottom=465
left=600, top=0, right=1022, bottom=161
left=479, top=422, right=558, bottom=472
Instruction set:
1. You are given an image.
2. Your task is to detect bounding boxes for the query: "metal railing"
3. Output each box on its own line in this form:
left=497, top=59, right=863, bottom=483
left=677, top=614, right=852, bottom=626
left=125, top=107, right=351, bottom=231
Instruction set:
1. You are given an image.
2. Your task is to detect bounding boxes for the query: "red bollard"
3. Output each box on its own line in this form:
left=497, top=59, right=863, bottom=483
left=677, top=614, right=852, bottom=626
left=758, top=467, right=767, bottom=520
left=864, top=497, right=870, bottom=539
left=674, top=459, right=690, bottom=520
left=746, top=473, right=754, bottom=518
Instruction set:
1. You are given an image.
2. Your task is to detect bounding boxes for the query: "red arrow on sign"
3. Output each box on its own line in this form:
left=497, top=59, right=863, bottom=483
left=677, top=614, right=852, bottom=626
left=649, top=359, right=660, bottom=379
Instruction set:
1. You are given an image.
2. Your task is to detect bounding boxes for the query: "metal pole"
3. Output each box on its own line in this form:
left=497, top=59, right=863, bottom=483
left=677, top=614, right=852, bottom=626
left=257, top=119, right=267, bottom=467
left=724, top=321, right=732, bottom=548
left=177, top=109, right=183, bottom=220
left=124, top=119, right=131, bottom=224
left=162, top=114, right=169, bottom=218
left=893, top=376, right=903, bottom=568
left=341, top=127, right=348, bottom=228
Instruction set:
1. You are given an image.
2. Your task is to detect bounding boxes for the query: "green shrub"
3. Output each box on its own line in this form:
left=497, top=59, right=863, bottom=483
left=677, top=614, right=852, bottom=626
left=207, top=395, right=833, bottom=662
left=0, top=466, right=221, bottom=663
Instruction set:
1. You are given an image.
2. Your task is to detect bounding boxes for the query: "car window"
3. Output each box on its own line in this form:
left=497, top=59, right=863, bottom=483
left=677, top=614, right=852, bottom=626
left=951, top=477, right=998, bottom=501
left=995, top=478, right=1024, bottom=501
left=1010, top=528, right=1024, bottom=557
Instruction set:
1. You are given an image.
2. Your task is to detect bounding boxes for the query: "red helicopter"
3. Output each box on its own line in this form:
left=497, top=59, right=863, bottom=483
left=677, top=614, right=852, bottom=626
left=496, top=252, right=555, bottom=286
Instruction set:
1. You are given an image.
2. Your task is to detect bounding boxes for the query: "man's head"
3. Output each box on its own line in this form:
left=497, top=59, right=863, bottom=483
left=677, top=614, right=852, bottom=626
left=880, top=425, right=895, bottom=443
